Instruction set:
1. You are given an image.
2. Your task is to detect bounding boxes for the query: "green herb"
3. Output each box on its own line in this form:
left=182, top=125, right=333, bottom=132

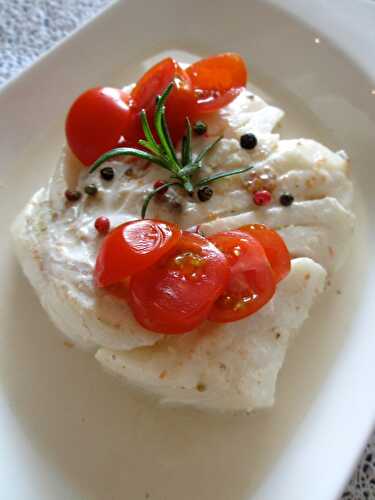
left=89, top=83, right=254, bottom=218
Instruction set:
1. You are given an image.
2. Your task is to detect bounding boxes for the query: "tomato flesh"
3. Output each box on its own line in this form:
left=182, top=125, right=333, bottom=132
left=128, top=232, right=230, bottom=334
left=208, top=231, right=275, bottom=322
left=131, top=58, right=197, bottom=145
left=65, top=87, right=141, bottom=166
left=94, top=219, right=182, bottom=288
left=239, top=224, right=291, bottom=283
left=186, top=53, right=247, bottom=113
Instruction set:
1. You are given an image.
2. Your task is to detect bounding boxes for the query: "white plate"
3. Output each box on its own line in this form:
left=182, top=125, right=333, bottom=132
left=1, top=1, right=374, bottom=499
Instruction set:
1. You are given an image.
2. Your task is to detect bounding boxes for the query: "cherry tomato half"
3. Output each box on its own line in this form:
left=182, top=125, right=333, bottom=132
left=186, top=53, right=247, bottom=113
left=131, top=58, right=197, bottom=144
left=128, top=232, right=230, bottom=334
left=208, top=230, right=275, bottom=323
left=94, top=219, right=182, bottom=288
left=239, top=224, right=291, bottom=283
left=65, top=87, right=141, bottom=166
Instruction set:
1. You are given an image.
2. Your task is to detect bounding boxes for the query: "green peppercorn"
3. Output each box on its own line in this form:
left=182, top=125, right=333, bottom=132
left=100, top=166, right=114, bottom=181
left=84, top=184, right=98, bottom=196
left=197, top=186, right=213, bottom=202
left=240, top=133, right=258, bottom=150
left=193, top=120, right=207, bottom=136
left=279, top=193, right=294, bottom=206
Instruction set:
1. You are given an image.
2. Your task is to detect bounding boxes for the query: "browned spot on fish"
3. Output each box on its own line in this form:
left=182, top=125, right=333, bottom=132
left=275, top=332, right=281, bottom=340
left=315, top=158, right=327, bottom=168
left=305, top=177, right=317, bottom=189
left=111, top=354, right=117, bottom=361
left=196, top=383, right=206, bottom=392
left=63, top=340, right=74, bottom=349
left=304, top=273, right=311, bottom=281
left=328, top=246, right=335, bottom=257
left=207, top=212, right=218, bottom=221
left=159, top=370, right=167, bottom=380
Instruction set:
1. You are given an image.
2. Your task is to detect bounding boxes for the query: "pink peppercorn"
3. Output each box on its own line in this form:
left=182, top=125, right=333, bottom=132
left=153, top=179, right=169, bottom=195
left=95, top=216, right=110, bottom=234
left=253, top=190, right=272, bottom=206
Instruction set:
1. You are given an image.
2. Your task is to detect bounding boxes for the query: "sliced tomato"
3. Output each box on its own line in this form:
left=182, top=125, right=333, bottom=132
left=239, top=224, right=291, bottom=283
left=94, top=219, right=182, bottom=288
left=128, top=232, right=230, bottom=334
left=65, top=87, right=141, bottom=166
left=186, top=53, right=247, bottom=113
left=131, top=58, right=197, bottom=144
left=208, top=230, right=275, bottom=323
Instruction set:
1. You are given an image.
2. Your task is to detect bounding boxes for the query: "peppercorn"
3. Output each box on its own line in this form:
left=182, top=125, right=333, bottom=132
left=84, top=184, right=98, bottom=196
left=253, top=190, right=272, bottom=206
left=153, top=179, right=169, bottom=195
left=95, top=216, right=110, bottom=234
left=100, top=166, right=114, bottom=181
left=279, top=193, right=294, bottom=206
left=240, top=133, right=258, bottom=150
left=193, top=120, right=207, bottom=135
left=197, top=186, right=213, bottom=202
left=65, top=189, right=82, bottom=202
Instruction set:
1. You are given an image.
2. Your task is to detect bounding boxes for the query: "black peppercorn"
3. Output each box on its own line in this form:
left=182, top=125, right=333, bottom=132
left=193, top=120, right=207, bottom=136
left=84, top=184, right=98, bottom=196
left=279, top=193, right=294, bottom=206
left=65, top=189, right=82, bottom=202
left=197, top=186, right=213, bottom=202
left=240, top=133, right=258, bottom=150
left=100, top=166, right=114, bottom=181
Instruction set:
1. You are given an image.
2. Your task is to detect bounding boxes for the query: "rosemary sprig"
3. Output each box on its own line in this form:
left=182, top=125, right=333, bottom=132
left=141, top=181, right=182, bottom=219
left=195, top=165, right=256, bottom=187
left=89, top=82, right=254, bottom=218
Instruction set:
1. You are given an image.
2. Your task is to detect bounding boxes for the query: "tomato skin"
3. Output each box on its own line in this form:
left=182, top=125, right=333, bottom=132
left=65, top=87, right=141, bottom=166
left=208, top=231, right=275, bottom=323
left=239, top=224, right=291, bottom=283
left=186, top=53, right=247, bottom=113
left=131, top=58, right=197, bottom=145
left=128, top=232, right=230, bottom=334
left=66, top=54, right=249, bottom=165
left=94, top=219, right=182, bottom=288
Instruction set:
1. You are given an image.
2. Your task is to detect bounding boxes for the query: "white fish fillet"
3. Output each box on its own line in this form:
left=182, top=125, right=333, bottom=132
left=11, top=86, right=354, bottom=412
left=198, top=197, right=354, bottom=273
left=96, top=258, right=326, bottom=412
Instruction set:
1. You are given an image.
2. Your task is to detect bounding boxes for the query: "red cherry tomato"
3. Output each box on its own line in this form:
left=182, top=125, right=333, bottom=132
left=239, top=224, right=291, bottom=283
left=131, top=58, right=197, bottom=144
left=186, top=53, right=247, bottom=113
left=94, top=219, right=182, bottom=288
left=208, top=230, right=275, bottom=323
left=65, top=87, right=143, bottom=166
left=128, top=232, right=230, bottom=334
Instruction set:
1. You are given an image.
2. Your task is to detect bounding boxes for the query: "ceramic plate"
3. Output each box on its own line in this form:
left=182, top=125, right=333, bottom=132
left=1, top=1, right=374, bottom=499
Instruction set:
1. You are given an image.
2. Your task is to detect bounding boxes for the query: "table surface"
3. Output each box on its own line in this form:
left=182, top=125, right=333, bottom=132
left=0, top=1, right=374, bottom=499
